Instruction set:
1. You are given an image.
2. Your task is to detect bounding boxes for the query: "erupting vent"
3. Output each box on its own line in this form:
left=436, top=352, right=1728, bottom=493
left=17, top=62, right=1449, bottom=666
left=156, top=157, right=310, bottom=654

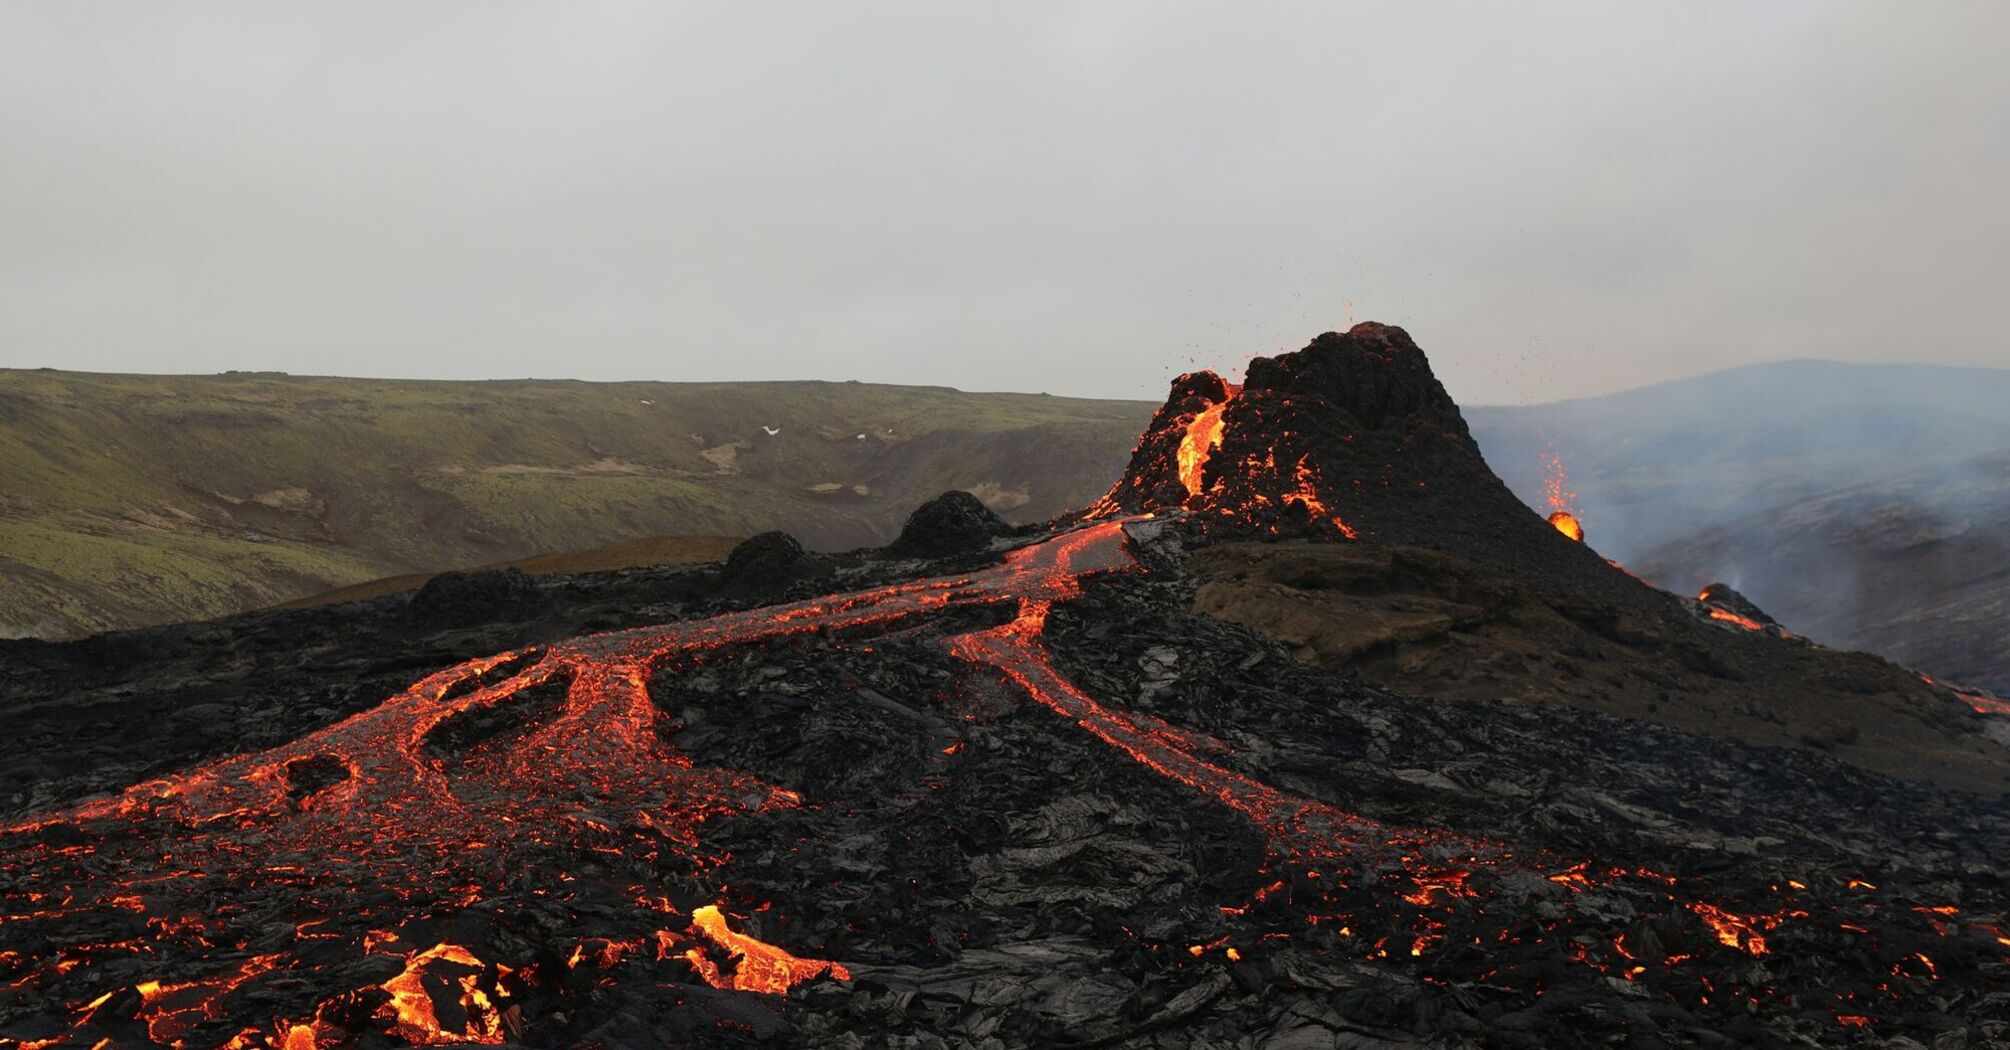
left=1091, top=324, right=1594, bottom=556
left=1176, top=388, right=1236, bottom=498
left=1542, top=448, right=1585, bottom=542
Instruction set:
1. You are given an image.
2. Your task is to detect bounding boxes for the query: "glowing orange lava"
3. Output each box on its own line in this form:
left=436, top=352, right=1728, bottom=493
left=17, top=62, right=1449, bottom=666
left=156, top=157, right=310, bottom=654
left=1706, top=608, right=1765, bottom=632
left=688, top=905, right=851, bottom=994
left=0, top=510, right=1989, bottom=1045
left=1540, top=447, right=1586, bottom=542
left=1176, top=392, right=1237, bottom=498
left=1283, top=456, right=1360, bottom=539
left=379, top=944, right=502, bottom=1045
left=1687, top=902, right=1775, bottom=957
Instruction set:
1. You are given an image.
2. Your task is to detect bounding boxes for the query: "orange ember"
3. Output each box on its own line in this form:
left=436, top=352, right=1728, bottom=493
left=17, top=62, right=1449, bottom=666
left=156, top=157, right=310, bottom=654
left=1176, top=393, right=1236, bottom=498
left=1543, top=448, right=1577, bottom=515
left=1548, top=510, right=1584, bottom=542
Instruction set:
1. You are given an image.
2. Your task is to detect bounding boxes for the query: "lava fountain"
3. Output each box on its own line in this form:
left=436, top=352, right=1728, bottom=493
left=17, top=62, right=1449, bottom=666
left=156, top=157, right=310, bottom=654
left=1542, top=448, right=1585, bottom=542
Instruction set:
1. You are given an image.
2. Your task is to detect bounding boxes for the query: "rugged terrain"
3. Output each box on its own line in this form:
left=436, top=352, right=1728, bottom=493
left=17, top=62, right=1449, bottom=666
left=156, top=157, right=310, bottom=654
left=1470, top=359, right=2010, bottom=692
left=1468, top=359, right=2010, bottom=563
left=0, top=369, right=1151, bottom=638
left=3, top=325, right=2008, bottom=1049
left=1633, top=453, right=2010, bottom=696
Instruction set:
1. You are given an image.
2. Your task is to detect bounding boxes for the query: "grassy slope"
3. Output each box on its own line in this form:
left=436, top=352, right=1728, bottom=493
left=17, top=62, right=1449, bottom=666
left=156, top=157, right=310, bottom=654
left=274, top=534, right=745, bottom=610
left=0, top=368, right=1152, bottom=637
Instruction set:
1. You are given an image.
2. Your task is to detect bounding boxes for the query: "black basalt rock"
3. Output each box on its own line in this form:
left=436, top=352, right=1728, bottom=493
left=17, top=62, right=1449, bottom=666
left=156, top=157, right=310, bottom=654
left=407, top=568, right=538, bottom=625
left=886, top=490, right=1010, bottom=559
left=724, top=531, right=814, bottom=592
left=1698, top=582, right=1778, bottom=626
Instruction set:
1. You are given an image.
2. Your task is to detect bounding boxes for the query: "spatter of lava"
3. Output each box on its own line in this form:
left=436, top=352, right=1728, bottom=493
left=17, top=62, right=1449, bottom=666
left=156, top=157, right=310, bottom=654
left=1, top=519, right=1995, bottom=1047
left=1540, top=447, right=1587, bottom=543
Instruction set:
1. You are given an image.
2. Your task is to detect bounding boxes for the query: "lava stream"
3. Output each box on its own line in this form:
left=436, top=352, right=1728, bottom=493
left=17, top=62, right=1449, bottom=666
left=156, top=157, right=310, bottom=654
left=0, top=516, right=1988, bottom=1047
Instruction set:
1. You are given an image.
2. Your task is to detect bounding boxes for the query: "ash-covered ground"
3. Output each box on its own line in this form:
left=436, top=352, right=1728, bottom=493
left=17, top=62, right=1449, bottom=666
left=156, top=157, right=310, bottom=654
left=3, top=326, right=2008, bottom=1049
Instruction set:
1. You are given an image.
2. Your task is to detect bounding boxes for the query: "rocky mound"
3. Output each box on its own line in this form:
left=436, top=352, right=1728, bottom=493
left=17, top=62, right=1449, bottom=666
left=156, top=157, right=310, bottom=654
left=885, top=489, right=1011, bottom=558
left=723, top=530, right=817, bottom=594
left=405, top=567, right=539, bottom=624
left=1094, top=325, right=1652, bottom=622
left=1698, top=581, right=1778, bottom=628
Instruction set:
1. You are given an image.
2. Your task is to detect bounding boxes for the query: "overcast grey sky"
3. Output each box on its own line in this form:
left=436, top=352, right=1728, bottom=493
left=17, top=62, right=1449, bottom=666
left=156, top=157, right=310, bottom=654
left=2, top=2, right=2004, bottom=404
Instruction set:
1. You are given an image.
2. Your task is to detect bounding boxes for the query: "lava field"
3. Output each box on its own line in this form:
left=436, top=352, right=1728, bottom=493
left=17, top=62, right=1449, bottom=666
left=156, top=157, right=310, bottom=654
left=4, top=325, right=2008, bottom=1049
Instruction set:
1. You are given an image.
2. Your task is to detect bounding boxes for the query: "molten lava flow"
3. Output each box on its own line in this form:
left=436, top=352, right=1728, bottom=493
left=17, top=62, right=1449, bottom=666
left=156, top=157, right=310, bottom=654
left=1922, top=675, right=2010, bottom=717
left=949, top=601, right=1432, bottom=864
left=0, top=513, right=1992, bottom=1045
left=1282, top=456, right=1359, bottom=539
left=1960, top=691, right=2010, bottom=717
left=1547, top=510, right=1584, bottom=542
left=1176, top=390, right=1237, bottom=499
left=379, top=944, right=501, bottom=1046
left=0, top=522, right=1129, bottom=1048
left=132, top=955, right=286, bottom=1046
left=688, top=905, right=851, bottom=994
left=1687, top=902, right=1776, bottom=957
left=1706, top=608, right=1765, bottom=632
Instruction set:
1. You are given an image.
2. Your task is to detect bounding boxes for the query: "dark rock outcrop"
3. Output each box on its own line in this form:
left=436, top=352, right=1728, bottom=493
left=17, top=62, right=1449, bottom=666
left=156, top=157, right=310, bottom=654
left=1698, top=581, right=1778, bottom=626
left=406, top=568, right=537, bottom=625
left=885, top=490, right=1009, bottom=558
left=724, top=531, right=814, bottom=592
